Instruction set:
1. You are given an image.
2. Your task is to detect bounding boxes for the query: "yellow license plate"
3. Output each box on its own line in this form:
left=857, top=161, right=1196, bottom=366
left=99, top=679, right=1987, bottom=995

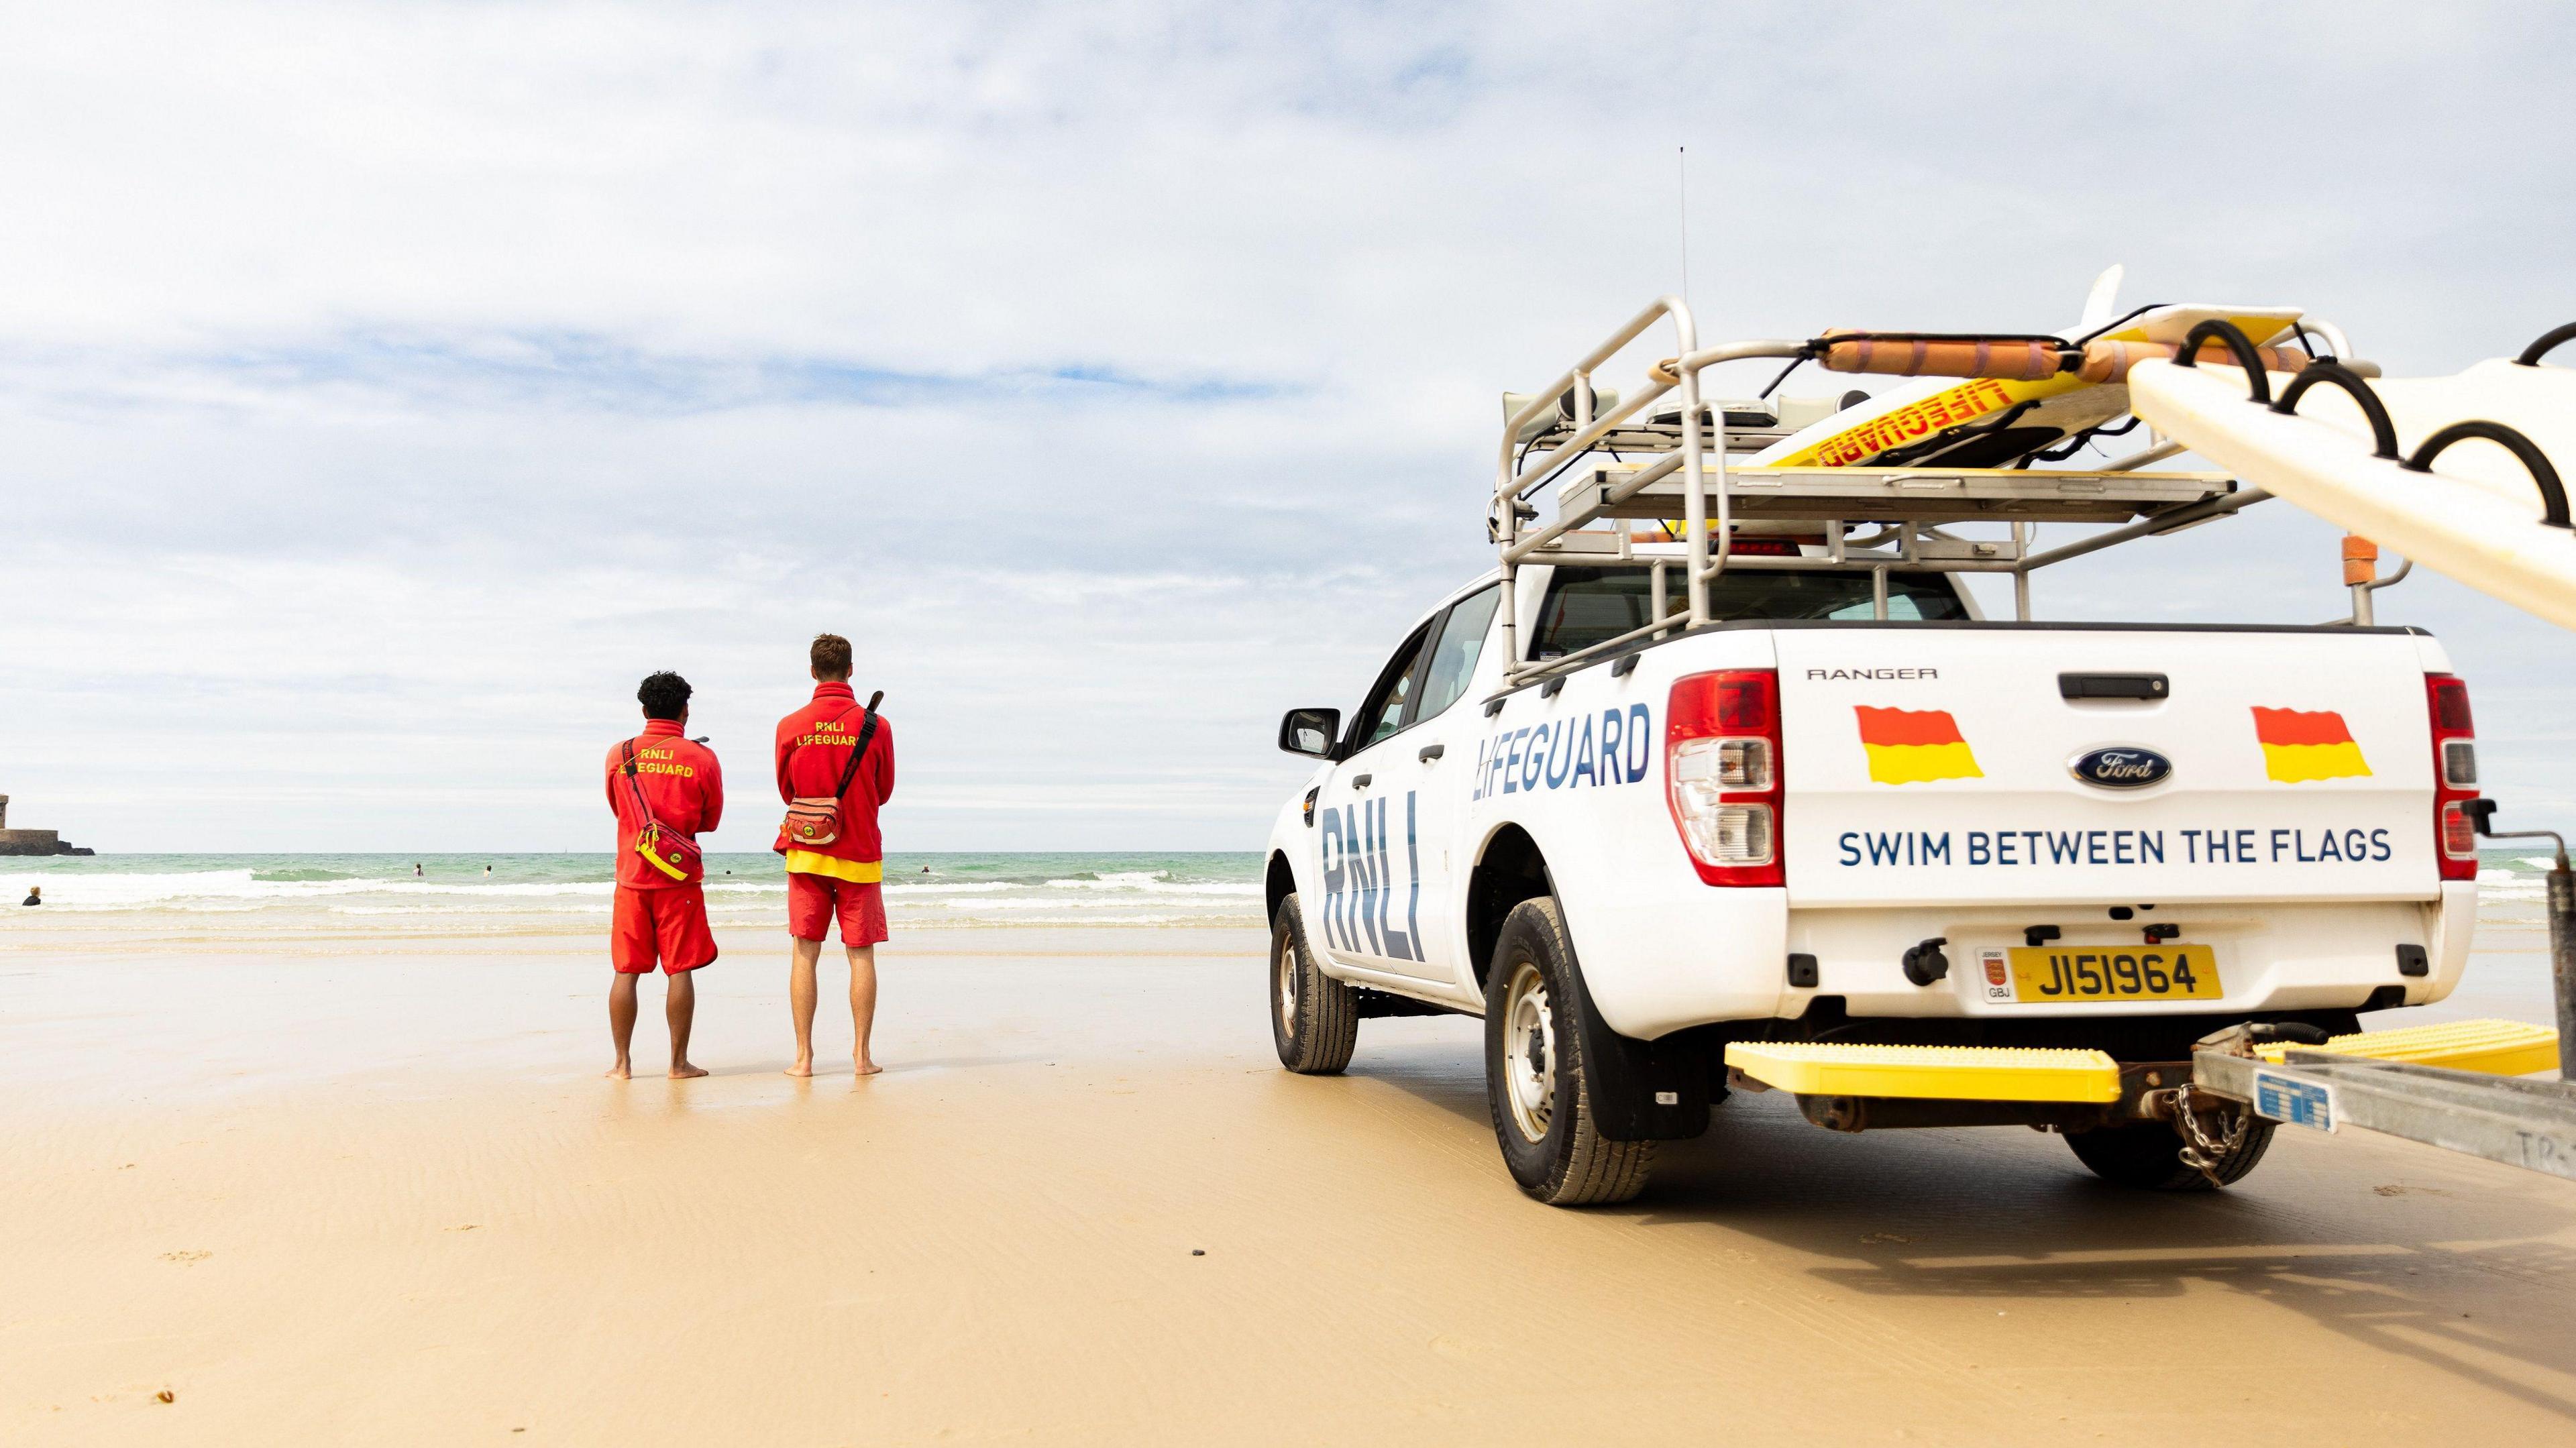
left=2006, top=945, right=2222, bottom=1003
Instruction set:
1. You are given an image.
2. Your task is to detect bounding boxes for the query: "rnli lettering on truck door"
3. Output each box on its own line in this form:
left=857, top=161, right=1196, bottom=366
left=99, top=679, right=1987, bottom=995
left=1318, top=793, right=1424, bottom=962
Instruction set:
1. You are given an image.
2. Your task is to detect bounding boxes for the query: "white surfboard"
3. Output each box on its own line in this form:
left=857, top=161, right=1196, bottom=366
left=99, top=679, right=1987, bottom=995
left=2128, top=355, right=2576, bottom=630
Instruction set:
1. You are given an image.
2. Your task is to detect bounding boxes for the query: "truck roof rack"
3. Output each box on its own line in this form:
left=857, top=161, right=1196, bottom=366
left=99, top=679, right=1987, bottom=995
left=1556, top=462, right=2234, bottom=528
left=1492, top=297, right=2269, bottom=685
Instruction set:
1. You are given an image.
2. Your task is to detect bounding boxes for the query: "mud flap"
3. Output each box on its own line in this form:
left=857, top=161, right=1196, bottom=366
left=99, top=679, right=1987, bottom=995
left=1563, top=956, right=1711, bottom=1141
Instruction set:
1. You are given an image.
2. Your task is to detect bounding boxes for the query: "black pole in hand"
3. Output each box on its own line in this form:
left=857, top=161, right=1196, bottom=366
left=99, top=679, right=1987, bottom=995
left=2553, top=869, right=2576, bottom=1085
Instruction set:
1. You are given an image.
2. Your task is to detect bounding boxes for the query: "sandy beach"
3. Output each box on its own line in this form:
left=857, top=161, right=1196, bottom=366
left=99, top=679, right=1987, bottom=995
left=7, top=911, right=2576, bottom=1446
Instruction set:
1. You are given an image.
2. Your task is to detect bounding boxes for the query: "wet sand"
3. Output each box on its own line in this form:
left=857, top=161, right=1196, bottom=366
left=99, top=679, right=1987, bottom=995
left=6, top=922, right=2576, bottom=1445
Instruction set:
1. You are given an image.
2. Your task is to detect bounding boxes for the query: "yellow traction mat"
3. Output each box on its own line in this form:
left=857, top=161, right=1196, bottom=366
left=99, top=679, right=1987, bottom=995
left=1723, top=1042, right=2120, bottom=1103
left=2256, top=1017, right=2560, bottom=1077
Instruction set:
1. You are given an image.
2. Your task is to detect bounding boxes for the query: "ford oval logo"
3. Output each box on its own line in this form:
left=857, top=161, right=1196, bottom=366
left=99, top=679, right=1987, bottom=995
left=2070, top=746, right=2172, bottom=789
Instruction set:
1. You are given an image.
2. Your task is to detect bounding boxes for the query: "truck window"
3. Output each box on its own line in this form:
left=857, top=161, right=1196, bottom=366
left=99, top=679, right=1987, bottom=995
left=1408, top=586, right=1501, bottom=726
left=1533, top=566, right=1968, bottom=657
left=1350, top=624, right=1434, bottom=751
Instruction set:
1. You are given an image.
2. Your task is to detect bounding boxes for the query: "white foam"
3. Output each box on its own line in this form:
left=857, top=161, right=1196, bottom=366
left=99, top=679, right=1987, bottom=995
left=1043, top=871, right=1172, bottom=890
left=0, top=869, right=637, bottom=907
left=932, top=892, right=1238, bottom=910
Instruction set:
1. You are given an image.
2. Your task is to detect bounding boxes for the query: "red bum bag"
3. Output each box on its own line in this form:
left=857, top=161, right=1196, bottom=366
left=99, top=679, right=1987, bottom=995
left=622, top=738, right=704, bottom=883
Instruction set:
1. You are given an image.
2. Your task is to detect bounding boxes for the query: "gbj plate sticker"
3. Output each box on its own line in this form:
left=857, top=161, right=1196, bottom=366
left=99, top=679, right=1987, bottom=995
left=1978, top=948, right=2012, bottom=1003
left=2252, top=1068, right=2338, bottom=1132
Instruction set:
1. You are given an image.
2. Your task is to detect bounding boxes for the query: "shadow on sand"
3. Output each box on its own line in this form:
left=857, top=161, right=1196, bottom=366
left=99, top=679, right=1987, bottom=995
left=1351, top=1033, right=2576, bottom=1421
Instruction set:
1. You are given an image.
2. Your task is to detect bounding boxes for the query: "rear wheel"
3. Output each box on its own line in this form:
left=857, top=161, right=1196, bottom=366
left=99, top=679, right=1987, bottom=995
left=1483, top=897, right=1654, bottom=1206
left=1270, top=893, right=1356, bottom=1074
left=2066, top=1114, right=2274, bottom=1190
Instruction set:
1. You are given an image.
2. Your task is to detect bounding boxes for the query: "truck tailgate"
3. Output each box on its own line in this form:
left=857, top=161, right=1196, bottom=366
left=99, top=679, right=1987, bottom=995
left=1775, top=628, right=2440, bottom=907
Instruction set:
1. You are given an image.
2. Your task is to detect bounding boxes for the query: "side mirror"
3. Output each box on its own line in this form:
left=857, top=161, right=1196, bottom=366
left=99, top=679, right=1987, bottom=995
left=1278, top=708, right=1340, bottom=759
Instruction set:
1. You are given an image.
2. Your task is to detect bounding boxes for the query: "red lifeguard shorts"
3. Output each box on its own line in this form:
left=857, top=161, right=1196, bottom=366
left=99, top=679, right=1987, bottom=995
left=611, top=884, right=718, bottom=974
left=788, top=872, right=889, bottom=946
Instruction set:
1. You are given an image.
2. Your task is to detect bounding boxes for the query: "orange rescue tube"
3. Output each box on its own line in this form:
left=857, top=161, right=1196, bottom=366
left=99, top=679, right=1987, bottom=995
left=1815, top=331, right=2315, bottom=384
left=1819, top=333, right=2066, bottom=381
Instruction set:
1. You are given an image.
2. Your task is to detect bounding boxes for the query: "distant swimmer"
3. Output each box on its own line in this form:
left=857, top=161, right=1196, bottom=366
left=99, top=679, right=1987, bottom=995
left=774, top=632, right=895, bottom=1079
left=484, top=863, right=492, bottom=877
left=20, top=886, right=38, bottom=906
left=606, top=670, right=726, bottom=1081
left=414, top=862, right=423, bottom=877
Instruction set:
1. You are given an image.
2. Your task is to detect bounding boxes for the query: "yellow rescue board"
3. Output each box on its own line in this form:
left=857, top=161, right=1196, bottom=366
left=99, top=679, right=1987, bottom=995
left=1723, top=1042, right=2121, bottom=1102
left=1754, top=307, right=2302, bottom=469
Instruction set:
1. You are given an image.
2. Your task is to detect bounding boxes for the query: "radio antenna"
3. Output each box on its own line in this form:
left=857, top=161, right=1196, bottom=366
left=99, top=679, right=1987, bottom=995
left=1676, top=146, right=1691, bottom=309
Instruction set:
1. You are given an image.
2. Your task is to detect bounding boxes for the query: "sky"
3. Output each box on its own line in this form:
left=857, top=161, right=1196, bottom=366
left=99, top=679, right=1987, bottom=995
left=3, top=1, right=2573, bottom=852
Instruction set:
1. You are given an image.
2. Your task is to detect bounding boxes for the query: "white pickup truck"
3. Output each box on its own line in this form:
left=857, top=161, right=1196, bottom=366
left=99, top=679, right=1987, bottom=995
left=1260, top=296, right=2487, bottom=1205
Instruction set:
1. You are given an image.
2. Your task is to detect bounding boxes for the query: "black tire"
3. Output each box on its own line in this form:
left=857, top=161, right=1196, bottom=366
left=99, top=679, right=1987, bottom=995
left=2065, top=1116, right=2274, bottom=1190
left=1270, top=894, right=1356, bottom=1074
left=1483, top=897, right=1655, bottom=1206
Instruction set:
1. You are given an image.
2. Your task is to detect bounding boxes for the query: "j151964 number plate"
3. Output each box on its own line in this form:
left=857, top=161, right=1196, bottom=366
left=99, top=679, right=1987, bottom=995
left=2005, top=945, right=2222, bottom=1003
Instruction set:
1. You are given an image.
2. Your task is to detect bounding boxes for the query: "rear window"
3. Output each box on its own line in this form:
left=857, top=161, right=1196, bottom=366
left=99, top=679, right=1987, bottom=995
left=1533, top=566, right=1969, bottom=658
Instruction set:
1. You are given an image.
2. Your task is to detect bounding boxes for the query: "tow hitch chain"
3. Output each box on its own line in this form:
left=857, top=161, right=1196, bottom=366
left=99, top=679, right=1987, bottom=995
left=2166, top=1021, right=2327, bottom=1186
left=2171, top=1084, right=2252, bottom=1187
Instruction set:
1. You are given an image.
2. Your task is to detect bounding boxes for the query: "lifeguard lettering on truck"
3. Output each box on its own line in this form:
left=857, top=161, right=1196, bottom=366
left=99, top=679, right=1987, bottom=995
left=1262, top=560, right=2482, bottom=1206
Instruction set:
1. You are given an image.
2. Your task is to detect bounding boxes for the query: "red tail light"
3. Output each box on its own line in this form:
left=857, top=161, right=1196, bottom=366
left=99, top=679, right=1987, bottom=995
left=2426, top=673, right=2479, bottom=881
left=1666, top=669, right=1784, bottom=887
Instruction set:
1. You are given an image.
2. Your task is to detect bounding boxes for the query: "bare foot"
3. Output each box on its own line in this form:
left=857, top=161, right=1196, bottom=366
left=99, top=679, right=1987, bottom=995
left=605, top=1062, right=631, bottom=1080
left=669, top=1061, right=708, bottom=1080
left=853, top=1058, right=883, bottom=1077
left=784, top=1057, right=814, bottom=1078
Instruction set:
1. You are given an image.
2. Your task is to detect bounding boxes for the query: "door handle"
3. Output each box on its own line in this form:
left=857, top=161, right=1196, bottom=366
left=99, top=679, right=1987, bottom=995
left=1418, top=744, right=1445, bottom=762
left=1351, top=773, right=1373, bottom=789
left=2059, top=672, right=2168, bottom=700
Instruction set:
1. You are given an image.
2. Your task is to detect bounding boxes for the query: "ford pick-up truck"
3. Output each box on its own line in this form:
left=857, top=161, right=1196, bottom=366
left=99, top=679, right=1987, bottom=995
left=1260, top=296, right=2484, bottom=1205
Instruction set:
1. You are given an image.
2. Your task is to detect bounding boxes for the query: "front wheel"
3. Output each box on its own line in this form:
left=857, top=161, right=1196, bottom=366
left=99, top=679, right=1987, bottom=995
left=1270, top=893, right=1356, bottom=1074
left=1483, top=897, right=1654, bottom=1206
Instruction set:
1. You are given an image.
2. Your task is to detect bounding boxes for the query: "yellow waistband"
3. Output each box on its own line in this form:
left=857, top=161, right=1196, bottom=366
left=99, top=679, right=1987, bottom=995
left=785, top=850, right=882, bottom=884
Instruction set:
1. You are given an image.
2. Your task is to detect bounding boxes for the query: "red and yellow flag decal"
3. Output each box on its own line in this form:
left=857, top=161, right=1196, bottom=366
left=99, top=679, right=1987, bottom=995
left=2252, top=708, right=2370, bottom=783
left=1856, top=707, right=1982, bottom=785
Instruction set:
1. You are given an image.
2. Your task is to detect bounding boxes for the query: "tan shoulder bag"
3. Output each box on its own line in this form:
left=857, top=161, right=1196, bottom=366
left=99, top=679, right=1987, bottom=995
left=782, top=691, right=883, bottom=847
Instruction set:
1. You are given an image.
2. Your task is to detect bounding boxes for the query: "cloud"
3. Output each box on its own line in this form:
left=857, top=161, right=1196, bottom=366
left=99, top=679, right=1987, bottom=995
left=4, top=0, right=2573, bottom=849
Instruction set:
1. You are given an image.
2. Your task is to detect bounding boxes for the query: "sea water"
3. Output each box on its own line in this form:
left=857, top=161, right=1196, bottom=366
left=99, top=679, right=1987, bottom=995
left=0, top=852, right=1267, bottom=933
left=0, top=850, right=2557, bottom=938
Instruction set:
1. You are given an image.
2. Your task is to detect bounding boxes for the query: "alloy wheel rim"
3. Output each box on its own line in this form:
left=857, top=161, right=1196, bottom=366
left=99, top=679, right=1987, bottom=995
left=1276, top=934, right=1298, bottom=1036
left=1503, top=961, right=1556, bottom=1143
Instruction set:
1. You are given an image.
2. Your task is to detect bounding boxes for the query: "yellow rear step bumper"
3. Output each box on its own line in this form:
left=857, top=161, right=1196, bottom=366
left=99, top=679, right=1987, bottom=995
left=1724, top=1042, right=2120, bottom=1102
left=2256, top=1017, right=2561, bottom=1077
left=1724, top=1018, right=2559, bottom=1104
